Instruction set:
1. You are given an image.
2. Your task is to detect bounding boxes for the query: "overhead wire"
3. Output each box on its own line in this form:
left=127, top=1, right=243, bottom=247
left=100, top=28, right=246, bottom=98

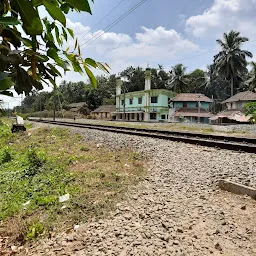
left=78, top=0, right=126, bottom=42
left=79, top=0, right=148, bottom=50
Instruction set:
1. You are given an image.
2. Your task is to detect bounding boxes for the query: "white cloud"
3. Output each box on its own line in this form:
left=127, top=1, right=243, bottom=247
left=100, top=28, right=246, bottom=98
left=186, top=0, right=256, bottom=39
left=61, top=20, right=200, bottom=78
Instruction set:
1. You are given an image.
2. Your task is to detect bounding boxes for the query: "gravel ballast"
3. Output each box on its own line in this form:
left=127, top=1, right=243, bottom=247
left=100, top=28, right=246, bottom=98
left=25, top=124, right=256, bottom=256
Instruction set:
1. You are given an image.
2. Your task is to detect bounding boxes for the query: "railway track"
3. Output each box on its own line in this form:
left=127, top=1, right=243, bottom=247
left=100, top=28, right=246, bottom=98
left=29, top=118, right=256, bottom=153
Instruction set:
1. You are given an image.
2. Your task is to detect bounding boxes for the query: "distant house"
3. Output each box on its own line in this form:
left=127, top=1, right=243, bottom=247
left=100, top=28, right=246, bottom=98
left=91, top=105, right=116, bottom=120
left=169, top=93, right=213, bottom=123
left=210, top=91, right=256, bottom=123
left=115, top=68, right=175, bottom=122
left=65, top=102, right=90, bottom=115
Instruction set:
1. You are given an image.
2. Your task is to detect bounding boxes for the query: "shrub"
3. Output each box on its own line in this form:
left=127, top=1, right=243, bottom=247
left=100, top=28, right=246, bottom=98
left=26, top=221, right=44, bottom=240
left=1, top=148, right=12, bottom=164
left=87, top=115, right=92, bottom=119
left=25, top=148, right=44, bottom=177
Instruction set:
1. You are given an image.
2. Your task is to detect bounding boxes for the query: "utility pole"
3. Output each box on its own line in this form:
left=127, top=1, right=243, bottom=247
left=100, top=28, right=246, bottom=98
left=198, top=95, right=201, bottom=123
left=53, top=76, right=56, bottom=121
left=123, top=82, right=126, bottom=121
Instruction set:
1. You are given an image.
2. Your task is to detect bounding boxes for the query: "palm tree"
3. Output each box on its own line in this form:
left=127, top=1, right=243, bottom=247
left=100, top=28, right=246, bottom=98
left=246, top=62, right=256, bottom=91
left=214, top=30, right=253, bottom=96
left=167, top=64, right=188, bottom=93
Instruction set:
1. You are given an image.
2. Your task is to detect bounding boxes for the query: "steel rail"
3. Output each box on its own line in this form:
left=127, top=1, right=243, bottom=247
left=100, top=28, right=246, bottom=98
left=29, top=119, right=256, bottom=153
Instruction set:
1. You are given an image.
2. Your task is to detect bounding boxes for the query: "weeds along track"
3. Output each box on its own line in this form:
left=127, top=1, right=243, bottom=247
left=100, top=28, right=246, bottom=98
left=29, top=118, right=256, bottom=153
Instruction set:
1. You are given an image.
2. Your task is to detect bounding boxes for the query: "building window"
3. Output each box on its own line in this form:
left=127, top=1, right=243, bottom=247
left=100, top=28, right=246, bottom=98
left=131, top=113, right=135, bottom=119
left=129, top=98, right=133, bottom=105
left=150, top=113, right=157, bottom=120
left=138, top=97, right=142, bottom=104
left=183, top=102, right=187, bottom=107
left=161, top=115, right=166, bottom=119
left=151, top=96, right=158, bottom=103
left=121, top=100, right=124, bottom=106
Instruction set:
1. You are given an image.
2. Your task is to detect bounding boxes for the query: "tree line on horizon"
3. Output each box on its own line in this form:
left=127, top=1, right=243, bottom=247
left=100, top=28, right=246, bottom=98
left=15, top=30, right=256, bottom=114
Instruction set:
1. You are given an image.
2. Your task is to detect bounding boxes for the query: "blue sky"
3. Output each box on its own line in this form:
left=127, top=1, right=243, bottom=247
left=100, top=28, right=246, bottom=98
left=63, top=0, right=256, bottom=77
left=2, top=0, right=256, bottom=107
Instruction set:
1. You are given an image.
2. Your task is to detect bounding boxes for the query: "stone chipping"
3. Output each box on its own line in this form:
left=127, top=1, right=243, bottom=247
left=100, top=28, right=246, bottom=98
left=23, top=124, right=256, bottom=256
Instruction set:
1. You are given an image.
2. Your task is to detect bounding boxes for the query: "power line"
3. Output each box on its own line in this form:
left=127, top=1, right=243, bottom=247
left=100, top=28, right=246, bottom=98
left=79, top=0, right=126, bottom=42
left=80, top=0, right=148, bottom=50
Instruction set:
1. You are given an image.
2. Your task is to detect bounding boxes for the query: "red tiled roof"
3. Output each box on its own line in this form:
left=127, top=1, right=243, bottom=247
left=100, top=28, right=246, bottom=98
left=92, top=105, right=116, bottom=113
left=171, top=93, right=213, bottom=102
left=222, top=91, right=256, bottom=104
left=210, top=110, right=250, bottom=122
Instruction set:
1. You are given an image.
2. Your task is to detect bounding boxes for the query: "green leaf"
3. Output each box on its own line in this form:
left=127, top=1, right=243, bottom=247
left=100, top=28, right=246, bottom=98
left=1, top=28, right=21, bottom=48
left=15, top=67, right=33, bottom=95
left=21, top=38, right=33, bottom=47
left=83, top=63, right=97, bottom=88
left=67, top=28, right=74, bottom=38
left=74, top=38, right=78, bottom=51
left=66, top=53, right=83, bottom=73
left=43, top=0, right=66, bottom=26
left=78, top=44, right=81, bottom=55
left=62, top=27, right=67, bottom=41
left=84, top=58, right=97, bottom=68
left=0, top=17, right=20, bottom=25
left=97, top=62, right=110, bottom=74
left=47, top=48, right=62, bottom=66
left=66, top=0, right=92, bottom=13
left=48, top=63, right=62, bottom=77
left=105, top=63, right=111, bottom=69
left=0, top=77, right=12, bottom=91
left=54, top=26, right=61, bottom=45
left=12, top=0, right=43, bottom=35
left=32, top=0, right=43, bottom=7
left=35, top=54, right=49, bottom=62
left=49, top=77, right=57, bottom=87
left=60, top=3, right=70, bottom=14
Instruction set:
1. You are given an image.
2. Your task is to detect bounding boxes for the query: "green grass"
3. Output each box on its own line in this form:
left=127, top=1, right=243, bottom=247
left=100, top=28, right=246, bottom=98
left=0, top=118, right=145, bottom=246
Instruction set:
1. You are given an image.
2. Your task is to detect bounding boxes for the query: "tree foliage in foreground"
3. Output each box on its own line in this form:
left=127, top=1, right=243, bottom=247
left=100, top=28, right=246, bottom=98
left=0, top=0, right=109, bottom=97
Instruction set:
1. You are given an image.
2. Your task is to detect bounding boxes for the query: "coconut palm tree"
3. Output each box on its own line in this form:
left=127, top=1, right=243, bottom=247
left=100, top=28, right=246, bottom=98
left=167, top=64, right=188, bottom=93
left=214, top=30, right=253, bottom=96
left=246, top=62, right=256, bottom=91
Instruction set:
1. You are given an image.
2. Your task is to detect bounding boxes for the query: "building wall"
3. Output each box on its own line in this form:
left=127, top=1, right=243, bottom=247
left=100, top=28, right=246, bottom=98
left=173, top=101, right=210, bottom=110
left=115, top=89, right=174, bottom=122
left=92, top=112, right=112, bottom=120
left=226, top=101, right=252, bottom=111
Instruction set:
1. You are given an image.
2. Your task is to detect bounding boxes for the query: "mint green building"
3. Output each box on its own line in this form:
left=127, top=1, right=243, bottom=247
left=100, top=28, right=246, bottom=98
left=115, top=68, right=175, bottom=122
left=114, top=68, right=213, bottom=123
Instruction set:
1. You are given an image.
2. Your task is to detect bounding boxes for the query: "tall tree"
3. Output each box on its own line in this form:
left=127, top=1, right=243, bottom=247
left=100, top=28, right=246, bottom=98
left=120, top=66, right=145, bottom=92
left=214, top=30, right=253, bottom=96
left=246, top=62, right=256, bottom=91
left=186, top=69, right=207, bottom=93
left=167, top=64, right=188, bottom=93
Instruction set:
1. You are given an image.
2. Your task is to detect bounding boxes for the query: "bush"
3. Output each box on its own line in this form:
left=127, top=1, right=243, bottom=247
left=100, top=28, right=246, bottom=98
left=87, top=115, right=92, bottom=119
left=26, top=221, right=44, bottom=240
left=1, top=148, right=12, bottom=164
left=25, top=148, right=44, bottom=177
